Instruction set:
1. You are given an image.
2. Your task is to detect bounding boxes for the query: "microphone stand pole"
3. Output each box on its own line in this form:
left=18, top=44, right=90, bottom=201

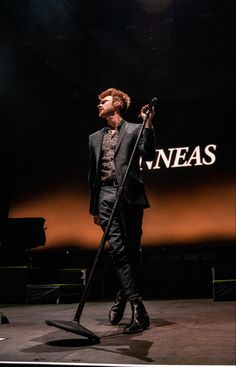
left=46, top=103, right=155, bottom=343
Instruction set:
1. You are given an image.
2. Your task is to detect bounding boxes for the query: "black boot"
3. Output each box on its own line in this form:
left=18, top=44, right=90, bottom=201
left=123, top=298, right=150, bottom=334
left=109, top=289, right=127, bottom=325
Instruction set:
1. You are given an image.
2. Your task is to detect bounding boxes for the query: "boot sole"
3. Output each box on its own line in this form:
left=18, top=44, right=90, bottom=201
left=123, top=319, right=150, bottom=334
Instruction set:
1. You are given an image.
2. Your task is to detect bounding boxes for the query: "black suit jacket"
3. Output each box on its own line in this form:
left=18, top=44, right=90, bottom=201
left=88, top=120, right=156, bottom=215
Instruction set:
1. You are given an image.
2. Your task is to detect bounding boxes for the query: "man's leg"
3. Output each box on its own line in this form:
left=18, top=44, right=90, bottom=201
left=119, top=201, right=150, bottom=333
left=99, top=187, right=149, bottom=332
left=108, top=202, right=144, bottom=325
left=119, top=201, right=144, bottom=289
left=99, top=186, right=139, bottom=298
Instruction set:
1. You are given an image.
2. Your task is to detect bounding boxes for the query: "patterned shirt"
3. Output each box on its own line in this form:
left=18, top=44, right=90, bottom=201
left=101, top=122, right=123, bottom=182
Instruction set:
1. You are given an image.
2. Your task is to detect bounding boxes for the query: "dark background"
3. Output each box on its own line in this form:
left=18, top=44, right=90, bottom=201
left=0, top=0, right=234, bottom=192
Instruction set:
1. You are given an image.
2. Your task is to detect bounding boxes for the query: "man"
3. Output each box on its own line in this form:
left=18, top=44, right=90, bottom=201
left=88, top=88, right=156, bottom=334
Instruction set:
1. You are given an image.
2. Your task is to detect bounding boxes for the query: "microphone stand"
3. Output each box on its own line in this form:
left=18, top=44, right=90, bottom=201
left=46, top=102, right=155, bottom=343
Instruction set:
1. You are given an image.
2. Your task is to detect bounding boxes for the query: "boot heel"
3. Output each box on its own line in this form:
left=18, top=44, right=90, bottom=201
left=109, top=289, right=127, bottom=325
left=123, top=298, right=150, bottom=334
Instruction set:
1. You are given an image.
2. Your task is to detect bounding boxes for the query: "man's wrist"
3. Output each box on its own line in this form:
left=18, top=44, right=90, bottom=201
left=144, top=121, right=154, bottom=129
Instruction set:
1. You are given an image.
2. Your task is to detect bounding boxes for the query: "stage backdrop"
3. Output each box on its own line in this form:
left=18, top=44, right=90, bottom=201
left=0, top=0, right=234, bottom=249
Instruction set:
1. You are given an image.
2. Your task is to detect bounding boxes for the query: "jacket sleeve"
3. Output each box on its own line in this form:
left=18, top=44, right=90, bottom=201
left=137, top=127, right=156, bottom=161
left=88, top=135, right=100, bottom=215
left=88, top=136, right=96, bottom=195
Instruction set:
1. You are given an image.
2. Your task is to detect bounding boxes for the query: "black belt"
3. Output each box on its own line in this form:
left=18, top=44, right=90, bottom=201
left=101, top=180, right=119, bottom=187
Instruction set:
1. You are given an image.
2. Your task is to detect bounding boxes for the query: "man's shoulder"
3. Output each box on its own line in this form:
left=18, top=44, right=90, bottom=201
left=89, top=121, right=140, bottom=139
left=89, top=128, right=104, bottom=140
left=125, top=121, right=142, bottom=132
left=126, top=121, right=140, bottom=128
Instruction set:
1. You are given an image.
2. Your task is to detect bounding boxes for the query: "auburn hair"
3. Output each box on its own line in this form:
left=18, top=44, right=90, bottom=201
left=98, top=88, right=131, bottom=112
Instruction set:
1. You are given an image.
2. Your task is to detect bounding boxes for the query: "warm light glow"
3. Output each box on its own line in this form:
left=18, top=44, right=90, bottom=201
left=144, top=180, right=235, bottom=245
left=9, top=180, right=235, bottom=249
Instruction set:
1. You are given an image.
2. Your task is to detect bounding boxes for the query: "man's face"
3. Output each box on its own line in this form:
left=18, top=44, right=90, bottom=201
left=97, top=95, right=115, bottom=118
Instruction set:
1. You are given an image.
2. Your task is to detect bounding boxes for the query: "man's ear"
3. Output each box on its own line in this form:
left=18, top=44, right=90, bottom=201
left=113, top=99, right=122, bottom=109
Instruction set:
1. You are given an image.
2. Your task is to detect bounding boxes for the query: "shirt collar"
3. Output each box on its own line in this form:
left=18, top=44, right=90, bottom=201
left=104, top=119, right=124, bottom=132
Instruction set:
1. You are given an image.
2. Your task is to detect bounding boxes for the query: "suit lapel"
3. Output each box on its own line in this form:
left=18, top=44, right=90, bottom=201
left=94, top=121, right=129, bottom=160
left=115, top=121, right=129, bottom=156
left=94, top=129, right=104, bottom=165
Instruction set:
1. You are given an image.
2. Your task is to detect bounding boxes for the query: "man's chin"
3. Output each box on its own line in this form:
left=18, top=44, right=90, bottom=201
left=99, top=111, right=105, bottom=118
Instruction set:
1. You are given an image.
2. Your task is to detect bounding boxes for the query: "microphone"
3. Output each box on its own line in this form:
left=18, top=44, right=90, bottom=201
left=138, top=97, right=158, bottom=118
left=144, top=97, right=158, bottom=111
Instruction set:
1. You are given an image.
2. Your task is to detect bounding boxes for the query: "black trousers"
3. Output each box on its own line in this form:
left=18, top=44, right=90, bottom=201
left=98, top=185, right=144, bottom=298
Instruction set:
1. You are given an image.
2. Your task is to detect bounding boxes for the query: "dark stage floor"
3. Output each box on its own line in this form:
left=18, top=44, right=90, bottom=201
left=0, top=299, right=235, bottom=365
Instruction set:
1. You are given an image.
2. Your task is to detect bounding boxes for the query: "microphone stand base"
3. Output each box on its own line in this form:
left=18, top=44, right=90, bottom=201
left=45, top=319, right=100, bottom=343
